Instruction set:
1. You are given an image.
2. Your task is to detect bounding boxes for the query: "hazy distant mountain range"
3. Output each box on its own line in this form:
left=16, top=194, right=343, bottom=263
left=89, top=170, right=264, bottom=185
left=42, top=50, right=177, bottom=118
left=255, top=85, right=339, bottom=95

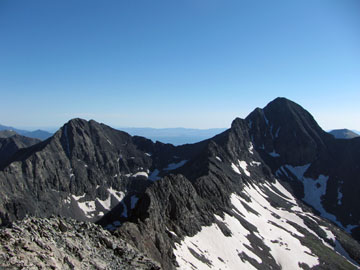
left=3, top=123, right=360, bottom=146
left=118, top=127, right=227, bottom=145
left=0, top=124, right=53, bottom=140
left=0, top=124, right=227, bottom=145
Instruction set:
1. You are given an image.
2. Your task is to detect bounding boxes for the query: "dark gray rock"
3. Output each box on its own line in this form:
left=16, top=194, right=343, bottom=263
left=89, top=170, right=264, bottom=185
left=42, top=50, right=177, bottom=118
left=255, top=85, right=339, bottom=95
left=0, top=134, right=40, bottom=167
left=0, top=216, right=161, bottom=269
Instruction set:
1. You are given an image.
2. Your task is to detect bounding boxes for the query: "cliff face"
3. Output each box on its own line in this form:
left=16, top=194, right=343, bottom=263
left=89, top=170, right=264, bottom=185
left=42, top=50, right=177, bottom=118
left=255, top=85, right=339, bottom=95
left=0, top=134, right=40, bottom=167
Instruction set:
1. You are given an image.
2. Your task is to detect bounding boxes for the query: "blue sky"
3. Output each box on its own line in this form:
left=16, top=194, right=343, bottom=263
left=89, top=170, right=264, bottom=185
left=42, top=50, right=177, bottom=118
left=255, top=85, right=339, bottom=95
left=0, top=0, right=359, bottom=130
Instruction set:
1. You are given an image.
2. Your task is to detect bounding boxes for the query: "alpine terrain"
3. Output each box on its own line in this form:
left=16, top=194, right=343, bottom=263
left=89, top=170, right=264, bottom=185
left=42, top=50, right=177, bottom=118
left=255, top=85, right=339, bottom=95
left=329, top=129, right=359, bottom=139
left=0, top=97, right=359, bottom=270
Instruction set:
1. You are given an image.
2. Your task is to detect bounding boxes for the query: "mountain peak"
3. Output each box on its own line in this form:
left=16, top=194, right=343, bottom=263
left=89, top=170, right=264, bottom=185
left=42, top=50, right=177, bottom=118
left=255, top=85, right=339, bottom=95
left=263, top=97, right=306, bottom=115
left=244, top=97, right=332, bottom=165
left=64, top=118, right=89, bottom=128
left=329, top=129, right=359, bottom=139
left=267, top=96, right=293, bottom=105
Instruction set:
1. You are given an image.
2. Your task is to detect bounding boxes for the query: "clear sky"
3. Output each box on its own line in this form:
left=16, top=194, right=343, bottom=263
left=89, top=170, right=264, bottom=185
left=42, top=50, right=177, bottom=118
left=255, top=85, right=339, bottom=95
left=0, top=0, right=359, bottom=130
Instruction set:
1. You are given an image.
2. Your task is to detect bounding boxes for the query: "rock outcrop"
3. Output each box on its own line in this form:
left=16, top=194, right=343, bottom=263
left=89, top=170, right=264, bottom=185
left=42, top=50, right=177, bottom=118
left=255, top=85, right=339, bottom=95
left=0, top=216, right=161, bottom=270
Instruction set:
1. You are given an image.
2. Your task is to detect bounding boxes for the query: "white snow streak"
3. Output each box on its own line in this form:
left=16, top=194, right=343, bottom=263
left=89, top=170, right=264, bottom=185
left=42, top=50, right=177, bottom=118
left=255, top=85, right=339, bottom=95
left=238, top=160, right=250, bottom=176
left=250, top=161, right=261, bottom=167
left=133, top=171, right=149, bottom=178
left=248, top=142, right=254, bottom=154
left=231, top=163, right=241, bottom=175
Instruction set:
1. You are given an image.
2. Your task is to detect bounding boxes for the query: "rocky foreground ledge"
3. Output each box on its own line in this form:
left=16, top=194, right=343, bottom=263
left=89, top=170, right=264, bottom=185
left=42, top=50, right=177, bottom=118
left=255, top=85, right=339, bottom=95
left=0, top=216, right=161, bottom=270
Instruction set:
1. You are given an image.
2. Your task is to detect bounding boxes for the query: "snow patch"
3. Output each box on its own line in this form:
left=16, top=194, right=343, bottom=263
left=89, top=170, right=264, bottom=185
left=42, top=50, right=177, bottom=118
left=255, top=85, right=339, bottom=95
left=250, top=161, right=261, bottom=167
left=248, top=142, right=254, bottom=154
left=345, top=224, right=358, bottom=234
left=234, top=183, right=320, bottom=269
left=285, top=164, right=310, bottom=180
left=133, top=171, right=148, bottom=178
left=238, top=160, right=250, bottom=177
left=164, top=160, right=187, bottom=171
left=174, top=180, right=322, bottom=270
left=77, top=200, right=96, bottom=218
left=72, top=193, right=86, bottom=201
left=96, top=188, right=125, bottom=211
left=231, top=163, right=241, bottom=175
left=149, top=169, right=161, bottom=181
left=216, top=156, right=222, bottom=162
left=268, top=150, right=280, bottom=157
left=337, top=187, right=343, bottom=205
left=130, top=195, right=139, bottom=209
left=121, top=201, right=128, bottom=217
left=113, top=221, right=121, bottom=227
left=174, top=214, right=261, bottom=270
left=285, top=164, right=343, bottom=227
left=320, top=226, right=335, bottom=242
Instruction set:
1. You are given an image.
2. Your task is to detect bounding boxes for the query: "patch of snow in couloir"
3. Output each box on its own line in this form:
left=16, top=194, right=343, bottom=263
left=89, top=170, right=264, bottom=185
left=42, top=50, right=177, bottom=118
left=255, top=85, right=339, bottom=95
left=164, top=160, right=187, bottom=171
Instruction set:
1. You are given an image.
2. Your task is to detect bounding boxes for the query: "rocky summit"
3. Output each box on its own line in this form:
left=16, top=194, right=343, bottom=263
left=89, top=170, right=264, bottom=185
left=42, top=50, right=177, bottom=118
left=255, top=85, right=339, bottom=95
left=0, top=216, right=160, bottom=269
left=0, top=97, right=360, bottom=269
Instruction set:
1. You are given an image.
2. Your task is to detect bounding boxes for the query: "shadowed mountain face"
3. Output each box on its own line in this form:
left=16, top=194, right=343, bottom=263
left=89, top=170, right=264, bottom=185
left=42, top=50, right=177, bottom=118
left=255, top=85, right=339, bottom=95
left=0, top=98, right=360, bottom=269
left=329, top=129, right=360, bottom=139
left=0, top=130, right=17, bottom=138
left=0, top=134, right=40, bottom=167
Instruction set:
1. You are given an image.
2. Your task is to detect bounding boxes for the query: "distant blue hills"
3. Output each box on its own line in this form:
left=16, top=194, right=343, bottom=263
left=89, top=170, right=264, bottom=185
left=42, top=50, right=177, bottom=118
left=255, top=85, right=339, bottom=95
left=3, top=121, right=358, bottom=145
left=0, top=124, right=53, bottom=140
left=117, top=127, right=227, bottom=145
left=0, top=123, right=226, bottom=145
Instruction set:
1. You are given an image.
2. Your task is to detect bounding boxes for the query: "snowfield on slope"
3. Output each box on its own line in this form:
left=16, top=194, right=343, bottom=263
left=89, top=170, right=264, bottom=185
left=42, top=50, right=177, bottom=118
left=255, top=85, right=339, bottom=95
left=174, top=179, right=357, bottom=270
